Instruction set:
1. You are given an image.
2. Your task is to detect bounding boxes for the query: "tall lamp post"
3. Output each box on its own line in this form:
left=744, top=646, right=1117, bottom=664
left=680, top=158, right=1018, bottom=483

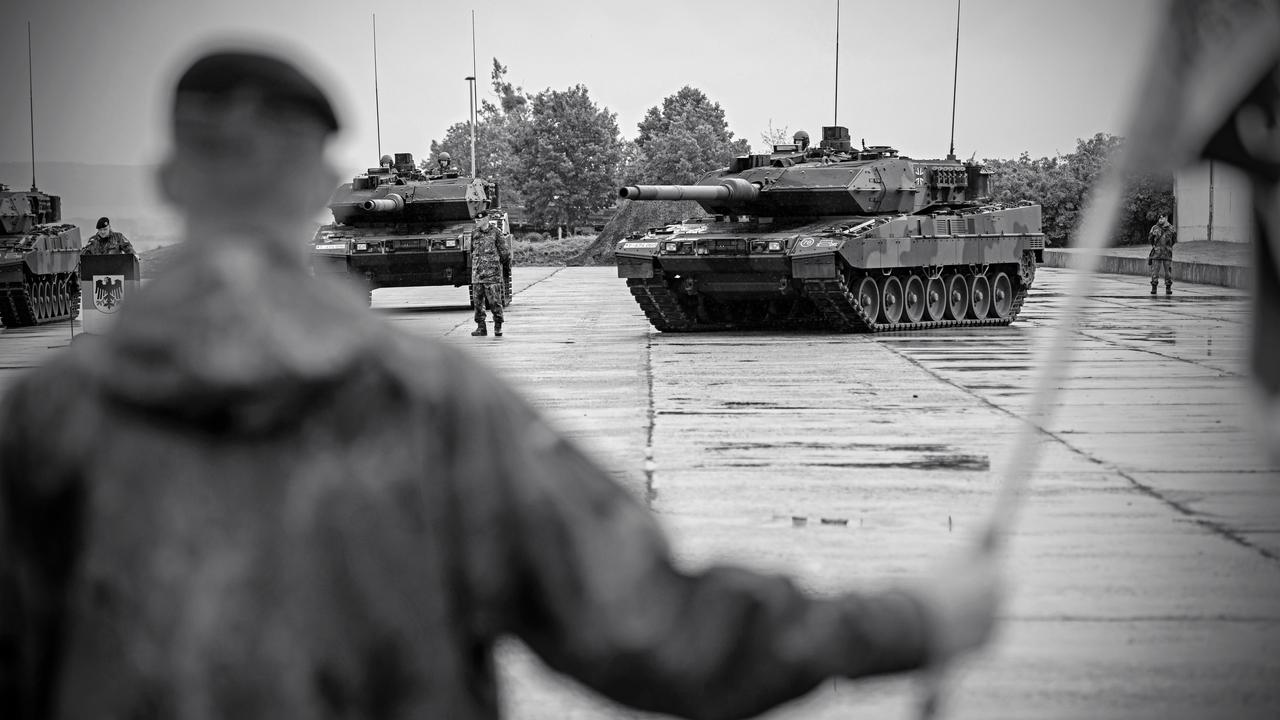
left=464, top=75, right=477, bottom=178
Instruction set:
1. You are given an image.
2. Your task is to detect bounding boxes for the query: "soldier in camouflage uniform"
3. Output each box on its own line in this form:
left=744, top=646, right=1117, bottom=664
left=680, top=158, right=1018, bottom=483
left=81, top=217, right=135, bottom=255
left=470, top=209, right=511, bottom=337
left=1148, top=214, right=1177, bottom=295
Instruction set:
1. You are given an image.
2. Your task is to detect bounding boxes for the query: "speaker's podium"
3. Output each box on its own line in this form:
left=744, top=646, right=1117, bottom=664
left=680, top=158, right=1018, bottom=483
left=80, top=253, right=141, bottom=334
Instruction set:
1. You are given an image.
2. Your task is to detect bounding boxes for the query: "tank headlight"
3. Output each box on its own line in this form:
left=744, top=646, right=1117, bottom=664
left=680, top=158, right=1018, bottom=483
left=663, top=242, right=679, bottom=252
left=445, top=239, right=458, bottom=248
left=356, top=243, right=368, bottom=251
left=767, top=241, right=782, bottom=252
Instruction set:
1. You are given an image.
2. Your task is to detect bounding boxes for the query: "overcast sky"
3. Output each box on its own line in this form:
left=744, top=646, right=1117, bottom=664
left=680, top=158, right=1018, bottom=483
left=1, top=0, right=1161, bottom=178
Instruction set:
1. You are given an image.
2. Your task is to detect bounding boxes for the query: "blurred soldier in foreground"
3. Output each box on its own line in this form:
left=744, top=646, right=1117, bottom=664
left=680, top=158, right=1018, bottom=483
left=0, top=47, right=999, bottom=719
left=470, top=209, right=510, bottom=336
left=1148, top=213, right=1177, bottom=295
left=1117, top=0, right=1280, bottom=456
left=81, top=216, right=134, bottom=255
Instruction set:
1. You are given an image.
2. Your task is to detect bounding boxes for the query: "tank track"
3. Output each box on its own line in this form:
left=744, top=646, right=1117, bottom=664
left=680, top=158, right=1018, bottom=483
left=626, top=277, right=708, bottom=332
left=0, top=274, right=80, bottom=329
left=627, top=277, right=837, bottom=332
left=630, top=265, right=1029, bottom=333
left=803, top=269, right=1027, bottom=333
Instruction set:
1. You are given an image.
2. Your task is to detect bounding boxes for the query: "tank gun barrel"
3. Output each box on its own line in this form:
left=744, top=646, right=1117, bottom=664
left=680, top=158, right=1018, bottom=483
left=360, top=193, right=405, bottom=212
left=618, top=178, right=759, bottom=203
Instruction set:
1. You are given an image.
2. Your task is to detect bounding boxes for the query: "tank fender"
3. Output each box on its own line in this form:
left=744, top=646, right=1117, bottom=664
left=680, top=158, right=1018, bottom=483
left=787, top=234, right=845, bottom=279
left=615, top=236, right=660, bottom=278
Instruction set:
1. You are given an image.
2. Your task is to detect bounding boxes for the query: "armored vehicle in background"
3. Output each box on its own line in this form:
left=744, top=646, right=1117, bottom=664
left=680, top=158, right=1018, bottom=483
left=0, top=183, right=82, bottom=328
left=311, top=152, right=511, bottom=303
left=615, top=126, right=1043, bottom=332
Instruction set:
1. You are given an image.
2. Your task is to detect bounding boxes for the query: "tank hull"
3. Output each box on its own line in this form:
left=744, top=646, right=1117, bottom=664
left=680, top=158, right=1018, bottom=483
left=615, top=206, right=1043, bottom=333
left=311, top=223, right=473, bottom=290
left=0, top=223, right=82, bottom=329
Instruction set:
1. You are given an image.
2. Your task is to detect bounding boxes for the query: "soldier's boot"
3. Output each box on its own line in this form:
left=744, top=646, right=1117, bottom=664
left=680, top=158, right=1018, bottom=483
left=493, top=320, right=503, bottom=337
left=1166, top=284, right=1173, bottom=296
left=1150, top=282, right=1158, bottom=295
left=471, top=320, right=487, bottom=336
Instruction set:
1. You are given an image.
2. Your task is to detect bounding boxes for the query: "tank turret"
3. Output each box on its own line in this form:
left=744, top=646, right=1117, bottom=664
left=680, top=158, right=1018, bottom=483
left=0, top=183, right=83, bottom=328
left=619, top=125, right=992, bottom=218
left=613, top=125, right=1044, bottom=333
left=325, top=152, right=494, bottom=225
left=311, top=152, right=511, bottom=304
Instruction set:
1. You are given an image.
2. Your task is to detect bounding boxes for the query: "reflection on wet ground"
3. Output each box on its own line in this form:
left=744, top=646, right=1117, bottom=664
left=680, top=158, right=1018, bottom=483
left=3, top=266, right=1277, bottom=719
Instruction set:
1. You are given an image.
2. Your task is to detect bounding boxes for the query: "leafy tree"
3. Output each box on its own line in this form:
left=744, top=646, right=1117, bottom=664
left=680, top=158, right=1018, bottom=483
left=513, top=84, right=623, bottom=231
left=759, top=119, right=790, bottom=152
left=985, top=133, right=1173, bottom=246
left=429, top=59, right=529, bottom=208
left=626, top=86, right=750, bottom=185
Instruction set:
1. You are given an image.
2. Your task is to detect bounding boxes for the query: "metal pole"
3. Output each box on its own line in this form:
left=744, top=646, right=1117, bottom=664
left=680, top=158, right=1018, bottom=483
left=28, top=22, right=38, bottom=191
left=833, top=0, right=840, bottom=127
left=373, top=13, right=382, bottom=160
left=948, top=0, right=960, bottom=160
left=1207, top=160, right=1215, bottom=242
left=470, top=10, right=478, bottom=178
left=465, top=76, right=477, bottom=176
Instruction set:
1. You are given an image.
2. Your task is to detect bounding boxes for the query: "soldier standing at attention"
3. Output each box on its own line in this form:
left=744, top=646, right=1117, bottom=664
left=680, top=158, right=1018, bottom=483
left=1149, top=213, right=1177, bottom=295
left=470, top=208, right=510, bottom=336
left=81, top=217, right=135, bottom=255
left=1, top=47, right=1001, bottom=720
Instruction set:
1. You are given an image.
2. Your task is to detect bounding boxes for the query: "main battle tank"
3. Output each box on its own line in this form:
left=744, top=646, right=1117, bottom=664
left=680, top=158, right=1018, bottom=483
left=615, top=126, right=1044, bottom=332
left=0, top=183, right=82, bottom=328
left=311, top=152, right=511, bottom=304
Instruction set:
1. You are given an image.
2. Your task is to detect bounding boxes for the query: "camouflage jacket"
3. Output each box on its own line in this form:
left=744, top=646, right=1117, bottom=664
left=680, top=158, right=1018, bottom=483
left=81, top=231, right=135, bottom=256
left=471, top=224, right=510, bottom=284
left=0, top=243, right=931, bottom=720
left=1148, top=219, right=1176, bottom=260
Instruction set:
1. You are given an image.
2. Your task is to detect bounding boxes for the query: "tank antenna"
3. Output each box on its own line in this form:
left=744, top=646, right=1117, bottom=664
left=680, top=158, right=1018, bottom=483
left=947, top=0, right=961, bottom=161
left=372, top=13, right=382, bottom=160
left=28, top=21, right=38, bottom=191
left=469, top=10, right=478, bottom=178
left=833, top=0, right=840, bottom=127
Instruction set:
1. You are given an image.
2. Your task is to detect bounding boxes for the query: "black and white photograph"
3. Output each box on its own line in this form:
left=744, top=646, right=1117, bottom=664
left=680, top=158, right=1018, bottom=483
left=2, top=1, right=1279, bottom=718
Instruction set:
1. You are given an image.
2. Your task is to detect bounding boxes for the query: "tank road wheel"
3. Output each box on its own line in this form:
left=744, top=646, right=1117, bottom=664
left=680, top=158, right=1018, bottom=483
left=878, top=275, right=904, bottom=325
left=37, top=280, right=52, bottom=321
left=903, top=274, right=926, bottom=324
left=854, top=276, right=880, bottom=322
left=944, top=274, right=968, bottom=320
left=924, top=276, right=946, bottom=321
left=969, top=274, right=992, bottom=319
left=990, top=271, right=1014, bottom=319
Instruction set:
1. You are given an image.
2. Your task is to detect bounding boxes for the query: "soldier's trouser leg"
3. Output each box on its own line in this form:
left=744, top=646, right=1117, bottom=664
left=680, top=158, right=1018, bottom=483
left=1157, top=259, right=1173, bottom=290
left=473, top=284, right=487, bottom=324
left=482, top=283, right=504, bottom=325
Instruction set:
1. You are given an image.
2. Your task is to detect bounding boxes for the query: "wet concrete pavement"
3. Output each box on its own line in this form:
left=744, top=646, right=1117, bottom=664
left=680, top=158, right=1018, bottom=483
left=2, top=266, right=1277, bottom=719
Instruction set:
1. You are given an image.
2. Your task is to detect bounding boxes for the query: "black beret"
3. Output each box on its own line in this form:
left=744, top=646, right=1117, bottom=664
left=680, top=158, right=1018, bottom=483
left=96, top=216, right=110, bottom=229
left=174, top=50, right=338, bottom=133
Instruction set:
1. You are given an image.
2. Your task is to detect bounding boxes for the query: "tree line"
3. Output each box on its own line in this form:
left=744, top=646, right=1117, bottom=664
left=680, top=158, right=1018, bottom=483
left=431, top=59, right=1172, bottom=244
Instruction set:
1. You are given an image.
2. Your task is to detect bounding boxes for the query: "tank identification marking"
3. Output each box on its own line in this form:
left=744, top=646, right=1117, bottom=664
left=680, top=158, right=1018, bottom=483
left=816, top=239, right=840, bottom=247
left=314, top=243, right=347, bottom=250
left=623, top=242, right=659, bottom=249
left=799, top=238, right=816, bottom=248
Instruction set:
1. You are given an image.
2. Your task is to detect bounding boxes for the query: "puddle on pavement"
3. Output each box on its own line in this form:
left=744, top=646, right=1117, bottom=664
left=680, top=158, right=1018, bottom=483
left=706, top=441, right=990, bottom=471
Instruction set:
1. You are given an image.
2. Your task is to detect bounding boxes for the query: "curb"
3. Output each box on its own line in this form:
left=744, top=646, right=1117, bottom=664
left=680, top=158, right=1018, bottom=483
left=1042, top=249, right=1250, bottom=290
